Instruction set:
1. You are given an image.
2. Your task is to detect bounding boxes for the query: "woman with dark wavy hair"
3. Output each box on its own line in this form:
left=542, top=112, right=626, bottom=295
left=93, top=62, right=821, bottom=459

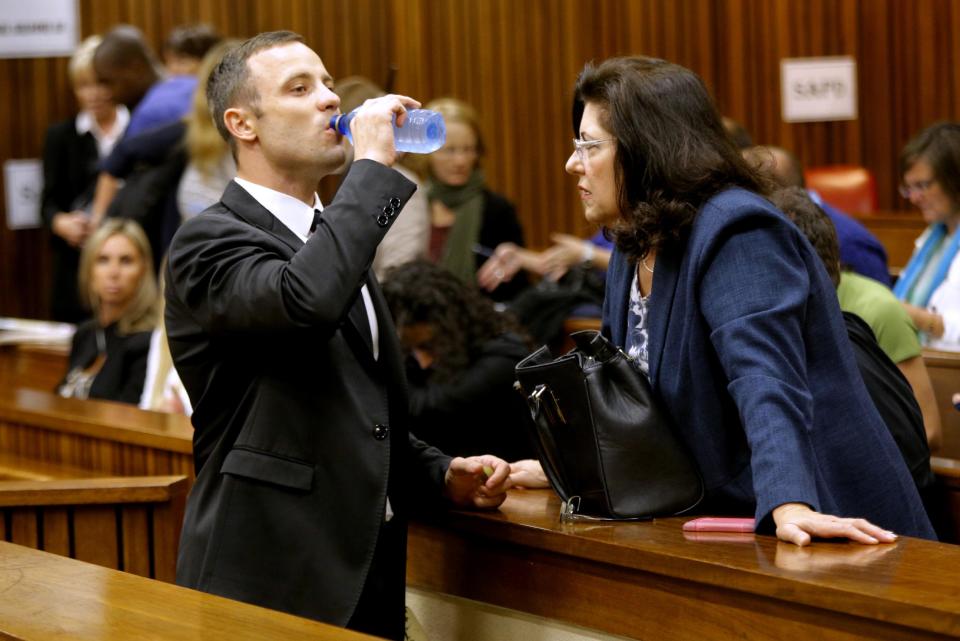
left=566, top=56, right=933, bottom=544
left=383, top=260, right=533, bottom=462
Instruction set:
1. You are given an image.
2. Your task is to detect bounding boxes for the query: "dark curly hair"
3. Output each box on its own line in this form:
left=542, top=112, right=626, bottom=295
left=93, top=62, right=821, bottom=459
left=382, top=261, right=525, bottom=384
left=572, top=56, right=771, bottom=261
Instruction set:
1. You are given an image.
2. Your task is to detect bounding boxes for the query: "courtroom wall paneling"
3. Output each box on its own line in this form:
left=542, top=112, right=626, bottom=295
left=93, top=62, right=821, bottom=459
left=5, top=0, right=960, bottom=318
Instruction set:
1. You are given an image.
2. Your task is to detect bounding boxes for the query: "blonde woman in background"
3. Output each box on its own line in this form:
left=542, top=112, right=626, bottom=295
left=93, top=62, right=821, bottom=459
left=334, top=76, right=430, bottom=280
left=59, top=219, right=159, bottom=404
left=176, top=39, right=240, bottom=221
left=139, top=267, right=192, bottom=415
left=41, top=35, right=129, bottom=322
left=409, top=98, right=528, bottom=302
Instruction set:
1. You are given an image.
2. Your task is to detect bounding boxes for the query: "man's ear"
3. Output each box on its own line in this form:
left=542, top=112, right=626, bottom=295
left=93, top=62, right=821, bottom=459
left=224, top=106, right=257, bottom=144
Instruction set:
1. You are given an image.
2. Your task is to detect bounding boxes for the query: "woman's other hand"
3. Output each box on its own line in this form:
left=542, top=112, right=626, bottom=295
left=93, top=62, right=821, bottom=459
left=538, top=233, right=589, bottom=280
left=508, top=459, right=549, bottom=488
left=772, top=503, right=898, bottom=546
left=477, top=242, right=527, bottom=291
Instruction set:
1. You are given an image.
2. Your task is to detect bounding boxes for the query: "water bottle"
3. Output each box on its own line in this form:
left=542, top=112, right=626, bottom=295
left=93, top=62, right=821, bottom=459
left=329, top=108, right=446, bottom=154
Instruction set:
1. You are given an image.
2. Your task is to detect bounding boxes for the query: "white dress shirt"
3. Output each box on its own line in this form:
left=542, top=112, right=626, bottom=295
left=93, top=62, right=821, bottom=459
left=75, top=105, right=130, bottom=158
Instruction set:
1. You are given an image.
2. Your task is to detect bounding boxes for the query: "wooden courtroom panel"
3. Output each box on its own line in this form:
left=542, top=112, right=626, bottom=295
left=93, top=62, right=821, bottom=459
left=0, top=387, right=195, bottom=481
left=6, top=1, right=960, bottom=320
left=408, top=490, right=960, bottom=641
left=0, top=476, right=188, bottom=581
left=0, top=541, right=379, bottom=641
left=851, top=212, right=926, bottom=271
left=924, top=348, right=960, bottom=461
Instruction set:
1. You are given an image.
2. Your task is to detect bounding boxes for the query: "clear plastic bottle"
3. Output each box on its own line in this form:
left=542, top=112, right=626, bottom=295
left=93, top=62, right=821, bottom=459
left=329, top=108, right=446, bottom=154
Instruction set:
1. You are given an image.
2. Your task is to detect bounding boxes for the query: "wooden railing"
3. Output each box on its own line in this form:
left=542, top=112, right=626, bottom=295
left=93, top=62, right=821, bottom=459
left=0, top=387, right=195, bottom=482
left=0, top=342, right=69, bottom=393
left=0, top=475, right=187, bottom=582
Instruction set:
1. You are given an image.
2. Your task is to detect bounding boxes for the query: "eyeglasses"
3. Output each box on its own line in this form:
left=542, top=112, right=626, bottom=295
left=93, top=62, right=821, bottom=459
left=899, top=179, right=935, bottom=198
left=572, top=137, right=616, bottom=165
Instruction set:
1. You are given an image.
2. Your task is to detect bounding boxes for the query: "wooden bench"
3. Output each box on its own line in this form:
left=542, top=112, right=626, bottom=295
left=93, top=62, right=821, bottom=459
left=0, top=540, right=379, bottom=640
left=0, top=475, right=187, bottom=582
left=408, top=489, right=960, bottom=641
left=0, top=342, right=69, bottom=392
left=0, top=387, right=195, bottom=482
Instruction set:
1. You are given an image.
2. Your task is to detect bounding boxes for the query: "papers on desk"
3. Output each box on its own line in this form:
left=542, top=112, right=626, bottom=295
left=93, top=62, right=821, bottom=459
left=0, top=318, right=75, bottom=347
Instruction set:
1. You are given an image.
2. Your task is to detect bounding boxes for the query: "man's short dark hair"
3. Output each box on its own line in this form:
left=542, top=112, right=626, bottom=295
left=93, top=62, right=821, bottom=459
left=93, top=24, right=159, bottom=74
left=206, top=31, right=305, bottom=148
left=164, top=24, right=221, bottom=60
left=769, top=186, right=841, bottom=288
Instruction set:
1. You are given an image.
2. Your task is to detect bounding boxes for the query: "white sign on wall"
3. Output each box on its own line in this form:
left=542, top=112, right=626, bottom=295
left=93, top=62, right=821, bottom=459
left=781, top=57, right=858, bottom=123
left=4, top=160, right=43, bottom=230
left=0, top=0, right=78, bottom=59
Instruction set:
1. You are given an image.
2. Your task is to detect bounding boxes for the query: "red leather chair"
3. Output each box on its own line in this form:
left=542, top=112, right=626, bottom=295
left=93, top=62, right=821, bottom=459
left=804, top=165, right=879, bottom=213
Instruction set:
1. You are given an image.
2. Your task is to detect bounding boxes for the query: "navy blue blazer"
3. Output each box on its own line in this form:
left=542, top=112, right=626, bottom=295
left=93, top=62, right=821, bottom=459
left=603, top=188, right=934, bottom=538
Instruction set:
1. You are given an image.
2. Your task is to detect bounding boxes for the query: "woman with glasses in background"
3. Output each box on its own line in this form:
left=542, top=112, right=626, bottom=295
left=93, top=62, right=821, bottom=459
left=894, top=122, right=960, bottom=352
left=564, top=56, right=934, bottom=544
left=409, top=98, right=528, bottom=302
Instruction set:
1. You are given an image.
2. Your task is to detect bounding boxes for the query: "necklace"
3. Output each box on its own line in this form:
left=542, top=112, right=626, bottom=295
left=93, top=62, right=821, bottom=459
left=640, top=255, right=655, bottom=274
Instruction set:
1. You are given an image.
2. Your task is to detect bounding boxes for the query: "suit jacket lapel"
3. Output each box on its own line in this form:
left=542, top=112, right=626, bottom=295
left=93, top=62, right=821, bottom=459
left=646, top=244, right=681, bottom=391
left=221, top=180, right=380, bottom=365
left=221, top=181, right=304, bottom=253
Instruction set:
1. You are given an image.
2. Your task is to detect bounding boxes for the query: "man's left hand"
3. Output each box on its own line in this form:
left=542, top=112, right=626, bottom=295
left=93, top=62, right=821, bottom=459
left=443, top=456, right=510, bottom=509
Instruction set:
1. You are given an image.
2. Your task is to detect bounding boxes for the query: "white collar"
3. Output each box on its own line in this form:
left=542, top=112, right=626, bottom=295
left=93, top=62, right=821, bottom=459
left=75, top=105, right=130, bottom=138
left=233, top=177, right=323, bottom=242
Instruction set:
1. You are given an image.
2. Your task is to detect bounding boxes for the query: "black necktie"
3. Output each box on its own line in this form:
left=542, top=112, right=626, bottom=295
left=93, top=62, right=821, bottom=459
left=309, top=209, right=321, bottom=236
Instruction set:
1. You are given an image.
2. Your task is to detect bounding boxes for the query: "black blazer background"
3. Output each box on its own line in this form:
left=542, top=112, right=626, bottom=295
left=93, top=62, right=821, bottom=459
left=40, top=118, right=99, bottom=322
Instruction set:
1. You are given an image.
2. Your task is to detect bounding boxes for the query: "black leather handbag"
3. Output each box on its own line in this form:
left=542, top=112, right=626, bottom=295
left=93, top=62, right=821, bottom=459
left=515, top=330, right=703, bottom=520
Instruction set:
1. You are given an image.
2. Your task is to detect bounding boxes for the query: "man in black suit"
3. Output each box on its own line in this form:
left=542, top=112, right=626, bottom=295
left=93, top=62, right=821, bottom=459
left=164, top=31, right=510, bottom=640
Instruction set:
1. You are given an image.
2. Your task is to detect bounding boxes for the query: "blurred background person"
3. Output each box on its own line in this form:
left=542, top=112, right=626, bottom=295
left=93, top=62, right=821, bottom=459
left=895, top=122, right=960, bottom=352
left=58, top=219, right=159, bottom=404
left=334, top=76, right=429, bottom=280
left=90, top=24, right=221, bottom=257
left=41, top=35, right=129, bottom=322
left=409, top=97, right=528, bottom=302
left=177, top=39, right=240, bottom=221
left=383, top=260, right=534, bottom=462
left=92, top=25, right=161, bottom=116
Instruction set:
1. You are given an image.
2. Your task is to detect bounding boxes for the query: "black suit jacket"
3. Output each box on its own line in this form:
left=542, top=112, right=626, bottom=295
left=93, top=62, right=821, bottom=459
left=165, top=161, right=451, bottom=625
left=40, top=118, right=99, bottom=322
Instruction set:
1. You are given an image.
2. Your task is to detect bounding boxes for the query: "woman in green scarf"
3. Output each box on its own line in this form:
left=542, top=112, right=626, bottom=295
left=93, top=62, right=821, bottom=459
left=417, top=97, right=528, bottom=302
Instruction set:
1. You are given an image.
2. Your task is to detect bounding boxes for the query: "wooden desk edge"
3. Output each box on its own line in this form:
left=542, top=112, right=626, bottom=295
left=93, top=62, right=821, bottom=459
left=0, top=541, right=380, bottom=640
left=409, top=490, right=960, bottom=637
